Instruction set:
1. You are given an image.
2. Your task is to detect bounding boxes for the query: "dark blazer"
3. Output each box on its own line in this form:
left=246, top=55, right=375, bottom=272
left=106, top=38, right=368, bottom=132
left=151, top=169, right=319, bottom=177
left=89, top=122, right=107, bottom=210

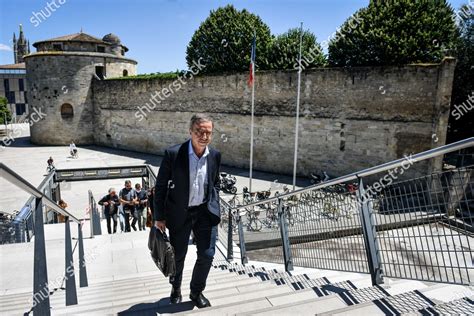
left=98, top=194, right=120, bottom=216
left=153, top=139, right=221, bottom=230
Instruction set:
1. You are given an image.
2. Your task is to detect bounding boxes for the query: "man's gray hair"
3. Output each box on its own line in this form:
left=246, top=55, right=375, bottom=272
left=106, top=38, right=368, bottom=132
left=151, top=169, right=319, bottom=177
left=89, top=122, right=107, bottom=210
left=189, top=113, right=213, bottom=130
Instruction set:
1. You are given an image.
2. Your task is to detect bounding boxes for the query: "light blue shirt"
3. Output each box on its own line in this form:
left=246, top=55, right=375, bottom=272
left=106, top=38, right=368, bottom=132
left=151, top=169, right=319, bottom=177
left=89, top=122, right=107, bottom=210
left=188, top=140, right=209, bottom=207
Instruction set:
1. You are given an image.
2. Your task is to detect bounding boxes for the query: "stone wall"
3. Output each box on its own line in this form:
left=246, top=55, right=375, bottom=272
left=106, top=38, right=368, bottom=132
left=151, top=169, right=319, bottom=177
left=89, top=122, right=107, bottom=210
left=89, top=59, right=457, bottom=176
left=25, top=52, right=136, bottom=144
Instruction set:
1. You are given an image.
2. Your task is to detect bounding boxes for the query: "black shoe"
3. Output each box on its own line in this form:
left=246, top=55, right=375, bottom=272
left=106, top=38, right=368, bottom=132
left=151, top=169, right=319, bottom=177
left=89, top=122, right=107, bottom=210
left=170, top=287, right=182, bottom=304
left=189, top=292, right=211, bottom=308
left=131, top=225, right=137, bottom=231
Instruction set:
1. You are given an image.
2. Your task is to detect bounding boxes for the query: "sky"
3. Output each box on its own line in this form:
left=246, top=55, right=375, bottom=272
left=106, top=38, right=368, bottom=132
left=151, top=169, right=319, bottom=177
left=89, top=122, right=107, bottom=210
left=0, top=0, right=468, bottom=74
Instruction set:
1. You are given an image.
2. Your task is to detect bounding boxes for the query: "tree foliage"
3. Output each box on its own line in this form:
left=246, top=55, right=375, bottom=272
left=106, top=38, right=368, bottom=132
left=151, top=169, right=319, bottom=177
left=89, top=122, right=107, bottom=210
left=186, top=5, right=272, bottom=74
left=268, top=28, right=326, bottom=70
left=448, top=4, right=474, bottom=141
left=0, top=97, right=11, bottom=124
left=328, top=0, right=459, bottom=66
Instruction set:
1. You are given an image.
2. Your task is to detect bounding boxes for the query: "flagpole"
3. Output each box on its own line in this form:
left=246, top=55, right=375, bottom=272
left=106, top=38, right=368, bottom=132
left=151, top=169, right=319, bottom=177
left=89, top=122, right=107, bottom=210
left=249, top=32, right=256, bottom=193
left=292, top=22, right=304, bottom=191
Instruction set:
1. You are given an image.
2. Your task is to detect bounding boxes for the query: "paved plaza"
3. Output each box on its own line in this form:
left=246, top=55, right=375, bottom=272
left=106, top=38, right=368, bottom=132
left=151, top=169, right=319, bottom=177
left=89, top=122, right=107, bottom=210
left=0, top=124, right=306, bottom=219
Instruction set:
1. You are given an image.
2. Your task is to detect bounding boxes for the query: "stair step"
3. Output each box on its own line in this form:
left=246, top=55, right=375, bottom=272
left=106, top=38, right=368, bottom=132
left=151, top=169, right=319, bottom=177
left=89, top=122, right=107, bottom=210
left=237, top=279, right=425, bottom=315
left=0, top=273, right=265, bottom=313
left=321, top=283, right=466, bottom=315
left=0, top=267, right=230, bottom=302
left=51, top=274, right=294, bottom=315
left=409, top=296, right=474, bottom=315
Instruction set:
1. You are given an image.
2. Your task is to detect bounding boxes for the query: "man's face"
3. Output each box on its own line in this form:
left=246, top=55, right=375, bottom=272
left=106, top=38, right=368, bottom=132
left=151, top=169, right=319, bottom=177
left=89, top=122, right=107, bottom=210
left=110, top=191, right=116, bottom=197
left=190, top=120, right=213, bottom=150
left=125, top=183, right=131, bottom=189
left=136, top=185, right=141, bottom=191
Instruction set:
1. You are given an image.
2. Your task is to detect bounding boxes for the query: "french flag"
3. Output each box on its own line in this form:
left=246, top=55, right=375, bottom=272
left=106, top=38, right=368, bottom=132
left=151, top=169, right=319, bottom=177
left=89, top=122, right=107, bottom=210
left=248, top=35, right=256, bottom=87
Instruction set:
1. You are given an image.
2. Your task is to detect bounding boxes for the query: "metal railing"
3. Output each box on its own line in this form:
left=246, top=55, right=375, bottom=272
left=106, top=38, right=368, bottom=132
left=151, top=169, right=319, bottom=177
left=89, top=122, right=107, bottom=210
left=220, top=137, right=474, bottom=286
left=5, top=169, right=59, bottom=243
left=88, top=190, right=102, bottom=237
left=0, top=163, right=158, bottom=314
left=7, top=164, right=158, bottom=243
left=0, top=163, right=89, bottom=315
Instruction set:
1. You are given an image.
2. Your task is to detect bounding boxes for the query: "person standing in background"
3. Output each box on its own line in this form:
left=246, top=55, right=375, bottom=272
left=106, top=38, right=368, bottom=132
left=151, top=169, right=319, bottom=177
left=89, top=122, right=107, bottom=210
left=119, top=180, right=137, bottom=232
left=98, top=188, right=120, bottom=234
left=134, top=183, right=148, bottom=231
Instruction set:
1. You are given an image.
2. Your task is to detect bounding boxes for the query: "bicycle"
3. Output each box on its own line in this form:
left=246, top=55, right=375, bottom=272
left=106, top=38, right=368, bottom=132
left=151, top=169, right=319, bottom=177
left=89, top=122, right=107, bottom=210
left=46, top=164, right=55, bottom=173
left=245, top=208, right=263, bottom=231
left=70, top=149, right=79, bottom=159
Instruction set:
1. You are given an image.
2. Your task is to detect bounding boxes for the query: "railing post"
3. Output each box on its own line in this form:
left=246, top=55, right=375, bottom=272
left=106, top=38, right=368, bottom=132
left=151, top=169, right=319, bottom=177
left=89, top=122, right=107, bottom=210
left=237, top=211, right=248, bottom=265
left=278, top=198, right=294, bottom=272
left=92, top=200, right=102, bottom=236
left=357, top=178, right=384, bottom=285
left=77, top=222, right=88, bottom=287
left=64, top=216, right=78, bottom=306
left=226, top=207, right=233, bottom=261
left=88, top=191, right=94, bottom=238
left=33, top=197, right=51, bottom=316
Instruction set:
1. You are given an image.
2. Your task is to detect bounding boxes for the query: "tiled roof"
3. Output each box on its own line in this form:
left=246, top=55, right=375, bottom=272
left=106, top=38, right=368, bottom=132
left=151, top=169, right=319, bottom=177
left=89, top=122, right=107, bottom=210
left=33, top=32, right=106, bottom=47
left=0, top=62, right=26, bottom=69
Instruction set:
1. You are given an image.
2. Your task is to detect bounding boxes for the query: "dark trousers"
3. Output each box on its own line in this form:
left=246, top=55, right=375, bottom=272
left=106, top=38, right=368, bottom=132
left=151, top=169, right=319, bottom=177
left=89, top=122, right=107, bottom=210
left=131, top=211, right=138, bottom=231
left=105, top=213, right=117, bottom=234
left=169, top=204, right=217, bottom=294
left=124, top=211, right=131, bottom=232
left=132, top=208, right=144, bottom=231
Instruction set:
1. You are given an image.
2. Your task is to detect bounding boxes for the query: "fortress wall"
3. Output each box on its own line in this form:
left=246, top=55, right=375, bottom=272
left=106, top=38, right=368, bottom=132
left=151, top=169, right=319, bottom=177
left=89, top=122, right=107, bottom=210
left=26, top=54, right=98, bottom=144
left=25, top=53, right=137, bottom=145
left=91, top=59, right=455, bottom=176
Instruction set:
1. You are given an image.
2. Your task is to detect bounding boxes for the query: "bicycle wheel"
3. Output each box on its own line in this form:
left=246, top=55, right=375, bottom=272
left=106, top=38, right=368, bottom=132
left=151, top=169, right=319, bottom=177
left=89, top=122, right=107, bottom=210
left=250, top=219, right=262, bottom=231
left=220, top=218, right=229, bottom=232
left=287, top=211, right=295, bottom=226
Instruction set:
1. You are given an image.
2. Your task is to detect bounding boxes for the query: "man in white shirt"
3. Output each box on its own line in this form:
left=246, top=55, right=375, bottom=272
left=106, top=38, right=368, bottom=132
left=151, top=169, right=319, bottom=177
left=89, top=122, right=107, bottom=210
left=154, top=114, right=222, bottom=308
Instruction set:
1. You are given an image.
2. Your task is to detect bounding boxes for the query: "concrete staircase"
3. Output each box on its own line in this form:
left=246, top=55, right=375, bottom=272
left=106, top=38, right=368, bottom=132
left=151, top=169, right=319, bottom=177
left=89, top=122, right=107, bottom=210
left=0, top=221, right=473, bottom=315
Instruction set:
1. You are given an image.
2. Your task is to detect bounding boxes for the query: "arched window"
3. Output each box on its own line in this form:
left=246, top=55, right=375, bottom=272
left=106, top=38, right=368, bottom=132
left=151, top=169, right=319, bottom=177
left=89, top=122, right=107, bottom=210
left=123, top=69, right=128, bottom=77
left=60, top=103, right=73, bottom=119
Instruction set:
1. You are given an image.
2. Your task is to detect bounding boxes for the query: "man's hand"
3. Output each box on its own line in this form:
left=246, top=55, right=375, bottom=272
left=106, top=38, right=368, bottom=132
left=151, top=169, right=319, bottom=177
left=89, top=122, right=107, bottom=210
left=155, top=220, right=166, bottom=232
left=103, top=202, right=109, bottom=206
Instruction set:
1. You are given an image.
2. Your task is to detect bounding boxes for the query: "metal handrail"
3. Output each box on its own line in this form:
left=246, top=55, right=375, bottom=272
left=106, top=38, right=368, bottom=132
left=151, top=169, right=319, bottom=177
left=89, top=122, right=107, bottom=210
left=146, top=164, right=157, bottom=182
left=231, top=137, right=474, bottom=210
left=0, top=163, right=81, bottom=223
left=54, top=164, right=151, bottom=172
left=17, top=170, right=57, bottom=224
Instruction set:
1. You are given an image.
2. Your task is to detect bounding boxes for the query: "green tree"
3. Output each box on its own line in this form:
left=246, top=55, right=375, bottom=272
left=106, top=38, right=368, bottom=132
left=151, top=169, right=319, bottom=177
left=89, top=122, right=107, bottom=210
left=448, top=4, right=474, bottom=142
left=268, top=28, right=326, bottom=70
left=0, top=97, right=11, bottom=124
left=328, top=0, right=459, bottom=66
left=186, top=5, right=272, bottom=74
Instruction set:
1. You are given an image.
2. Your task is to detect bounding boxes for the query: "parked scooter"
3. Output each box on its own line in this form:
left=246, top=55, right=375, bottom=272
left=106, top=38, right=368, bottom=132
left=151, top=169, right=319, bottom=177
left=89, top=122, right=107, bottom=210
left=310, top=171, right=330, bottom=184
left=220, top=172, right=238, bottom=194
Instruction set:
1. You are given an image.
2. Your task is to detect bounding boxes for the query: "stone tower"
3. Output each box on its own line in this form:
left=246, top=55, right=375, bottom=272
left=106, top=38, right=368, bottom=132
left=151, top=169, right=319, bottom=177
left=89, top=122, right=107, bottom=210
left=13, top=24, right=30, bottom=64
left=24, top=31, right=137, bottom=145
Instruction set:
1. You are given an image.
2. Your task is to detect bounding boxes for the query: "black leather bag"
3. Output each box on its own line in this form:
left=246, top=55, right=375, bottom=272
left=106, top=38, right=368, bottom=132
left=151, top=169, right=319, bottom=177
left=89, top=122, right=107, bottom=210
left=148, top=226, right=176, bottom=277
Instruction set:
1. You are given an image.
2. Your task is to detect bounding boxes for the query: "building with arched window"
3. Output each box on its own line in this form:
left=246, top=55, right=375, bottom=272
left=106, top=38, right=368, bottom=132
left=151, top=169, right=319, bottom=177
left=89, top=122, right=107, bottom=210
left=24, top=30, right=137, bottom=144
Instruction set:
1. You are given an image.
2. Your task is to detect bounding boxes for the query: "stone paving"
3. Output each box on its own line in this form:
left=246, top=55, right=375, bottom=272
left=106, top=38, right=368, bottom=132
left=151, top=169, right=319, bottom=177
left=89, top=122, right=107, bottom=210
left=0, top=124, right=307, bottom=219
